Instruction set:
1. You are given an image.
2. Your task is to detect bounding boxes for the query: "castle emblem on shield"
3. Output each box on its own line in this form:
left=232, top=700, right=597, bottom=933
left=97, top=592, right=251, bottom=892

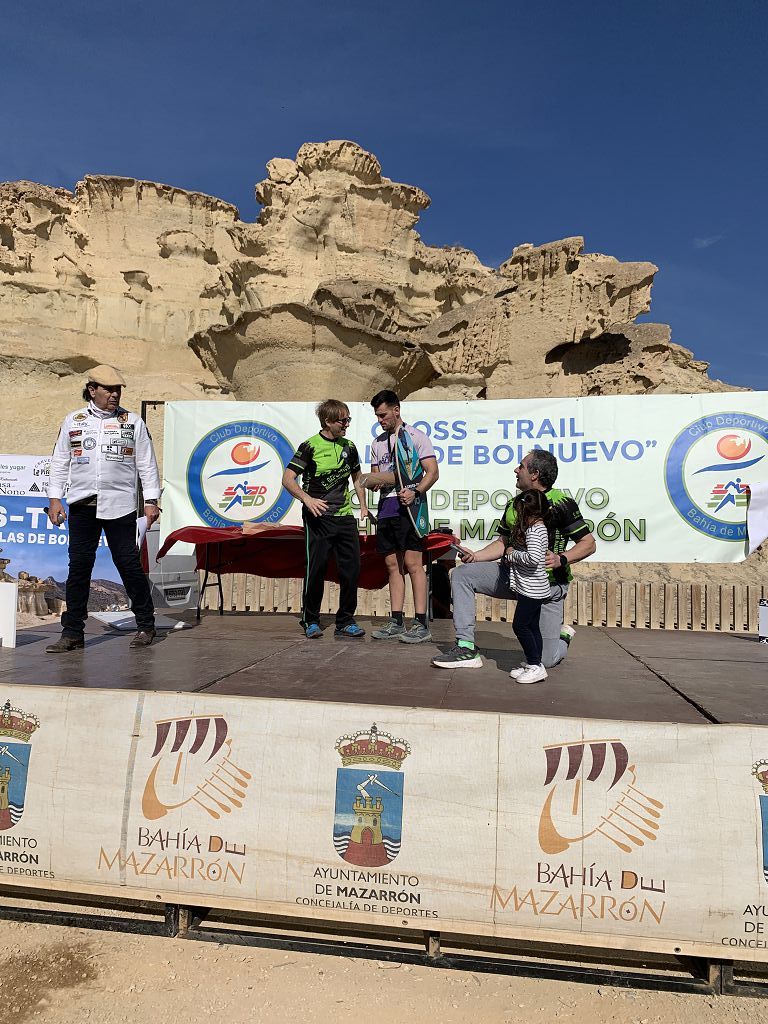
left=752, top=759, right=768, bottom=884
left=333, top=724, right=410, bottom=866
left=0, top=699, right=40, bottom=831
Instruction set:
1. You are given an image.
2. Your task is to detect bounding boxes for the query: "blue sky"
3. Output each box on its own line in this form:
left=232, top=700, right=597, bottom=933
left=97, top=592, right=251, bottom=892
left=2, top=0, right=765, bottom=388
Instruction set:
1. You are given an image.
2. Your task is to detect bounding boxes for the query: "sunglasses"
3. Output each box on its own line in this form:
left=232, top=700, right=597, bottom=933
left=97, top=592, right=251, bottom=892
left=334, top=417, right=352, bottom=425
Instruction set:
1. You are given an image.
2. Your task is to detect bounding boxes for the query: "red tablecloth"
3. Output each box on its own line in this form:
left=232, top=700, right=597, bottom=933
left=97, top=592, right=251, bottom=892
left=157, top=524, right=456, bottom=591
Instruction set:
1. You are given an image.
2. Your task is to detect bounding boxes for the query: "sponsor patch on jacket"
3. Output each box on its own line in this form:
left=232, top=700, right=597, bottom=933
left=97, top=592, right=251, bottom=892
left=75, top=456, right=90, bottom=465
left=71, top=448, right=83, bottom=457
left=120, top=426, right=135, bottom=439
left=83, top=437, right=96, bottom=450
left=118, top=411, right=128, bottom=423
left=74, top=412, right=88, bottom=422
left=68, top=430, right=82, bottom=438
left=104, top=421, right=120, bottom=430
left=105, top=454, right=124, bottom=462
left=120, top=446, right=134, bottom=457
left=101, top=443, right=121, bottom=456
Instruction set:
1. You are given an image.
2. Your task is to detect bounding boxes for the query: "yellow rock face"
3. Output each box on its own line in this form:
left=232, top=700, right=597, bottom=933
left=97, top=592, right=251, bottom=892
left=0, top=140, right=739, bottom=457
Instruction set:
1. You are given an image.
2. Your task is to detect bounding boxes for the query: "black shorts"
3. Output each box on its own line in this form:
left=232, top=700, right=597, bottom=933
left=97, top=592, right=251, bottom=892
left=376, top=511, right=423, bottom=555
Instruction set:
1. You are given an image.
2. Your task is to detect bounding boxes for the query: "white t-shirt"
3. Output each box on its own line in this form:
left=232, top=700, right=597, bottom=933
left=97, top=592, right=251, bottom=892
left=370, top=423, right=435, bottom=519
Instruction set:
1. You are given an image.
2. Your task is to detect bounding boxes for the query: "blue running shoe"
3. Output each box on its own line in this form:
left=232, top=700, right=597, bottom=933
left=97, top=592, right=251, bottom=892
left=305, top=623, right=323, bottom=639
left=334, top=623, right=366, bottom=639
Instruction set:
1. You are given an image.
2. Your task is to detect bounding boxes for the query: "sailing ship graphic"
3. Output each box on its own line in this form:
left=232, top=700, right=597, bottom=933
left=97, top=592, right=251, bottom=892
left=333, top=724, right=410, bottom=866
left=0, top=699, right=39, bottom=832
left=752, top=759, right=768, bottom=884
left=538, top=737, right=664, bottom=855
left=141, top=714, right=251, bottom=821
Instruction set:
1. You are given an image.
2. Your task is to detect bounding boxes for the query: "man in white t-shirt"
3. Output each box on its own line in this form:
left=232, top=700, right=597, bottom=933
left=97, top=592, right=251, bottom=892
left=368, top=390, right=439, bottom=644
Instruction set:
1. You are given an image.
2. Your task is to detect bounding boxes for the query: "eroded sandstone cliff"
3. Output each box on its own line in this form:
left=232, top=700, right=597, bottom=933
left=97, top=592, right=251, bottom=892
left=0, top=139, right=739, bottom=455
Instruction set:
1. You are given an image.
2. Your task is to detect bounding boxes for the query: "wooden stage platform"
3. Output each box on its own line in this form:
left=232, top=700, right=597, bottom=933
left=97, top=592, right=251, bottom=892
left=2, top=613, right=766, bottom=726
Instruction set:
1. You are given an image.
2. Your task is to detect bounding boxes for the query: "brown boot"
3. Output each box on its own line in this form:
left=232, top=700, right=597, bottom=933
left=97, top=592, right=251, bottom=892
left=130, top=630, right=156, bottom=648
left=46, top=635, right=85, bottom=654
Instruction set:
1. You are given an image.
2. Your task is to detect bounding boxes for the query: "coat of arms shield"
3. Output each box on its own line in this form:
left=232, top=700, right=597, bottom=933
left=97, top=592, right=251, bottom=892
left=0, top=700, right=39, bottom=831
left=333, top=724, right=410, bottom=866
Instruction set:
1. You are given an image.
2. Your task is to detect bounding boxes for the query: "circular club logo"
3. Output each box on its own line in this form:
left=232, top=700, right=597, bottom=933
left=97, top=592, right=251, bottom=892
left=187, top=421, right=295, bottom=527
left=664, top=412, right=768, bottom=542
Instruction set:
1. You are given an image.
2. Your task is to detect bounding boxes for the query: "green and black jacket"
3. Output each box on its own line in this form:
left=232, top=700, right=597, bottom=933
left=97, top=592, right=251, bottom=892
left=287, top=434, right=361, bottom=516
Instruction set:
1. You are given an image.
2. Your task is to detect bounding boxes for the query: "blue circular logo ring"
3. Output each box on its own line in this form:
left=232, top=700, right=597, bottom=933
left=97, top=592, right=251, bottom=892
left=664, top=412, right=768, bottom=542
left=187, top=420, right=295, bottom=528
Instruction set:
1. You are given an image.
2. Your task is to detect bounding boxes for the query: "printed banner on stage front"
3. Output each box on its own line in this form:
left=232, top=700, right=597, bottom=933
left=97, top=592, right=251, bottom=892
left=161, top=394, right=768, bottom=563
left=2, top=683, right=768, bottom=962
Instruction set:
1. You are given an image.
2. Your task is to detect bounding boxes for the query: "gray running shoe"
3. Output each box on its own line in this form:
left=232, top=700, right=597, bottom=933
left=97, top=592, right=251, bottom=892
left=431, top=644, right=483, bottom=669
left=371, top=620, right=406, bottom=640
left=399, top=622, right=432, bottom=644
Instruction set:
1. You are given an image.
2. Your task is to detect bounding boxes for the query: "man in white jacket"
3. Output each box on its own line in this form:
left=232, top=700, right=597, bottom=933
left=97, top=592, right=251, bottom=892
left=45, top=365, right=161, bottom=653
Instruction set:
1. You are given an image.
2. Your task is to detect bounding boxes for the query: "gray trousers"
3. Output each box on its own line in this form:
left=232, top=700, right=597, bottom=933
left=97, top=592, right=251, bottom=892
left=451, top=562, right=570, bottom=668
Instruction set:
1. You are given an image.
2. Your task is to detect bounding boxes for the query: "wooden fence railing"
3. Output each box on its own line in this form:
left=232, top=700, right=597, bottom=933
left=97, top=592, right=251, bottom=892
left=201, top=576, right=768, bottom=633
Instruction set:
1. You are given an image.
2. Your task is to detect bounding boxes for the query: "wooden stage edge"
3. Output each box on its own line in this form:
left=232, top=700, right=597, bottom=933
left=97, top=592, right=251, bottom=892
left=2, top=612, right=767, bottom=726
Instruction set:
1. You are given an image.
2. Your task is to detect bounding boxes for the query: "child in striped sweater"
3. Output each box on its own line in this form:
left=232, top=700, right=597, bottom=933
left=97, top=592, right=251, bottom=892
left=504, top=489, right=552, bottom=685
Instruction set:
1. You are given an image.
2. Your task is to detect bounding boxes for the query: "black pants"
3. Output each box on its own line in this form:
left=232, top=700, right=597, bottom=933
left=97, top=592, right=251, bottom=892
left=512, top=595, right=546, bottom=666
left=61, top=505, right=155, bottom=638
left=301, top=513, right=360, bottom=628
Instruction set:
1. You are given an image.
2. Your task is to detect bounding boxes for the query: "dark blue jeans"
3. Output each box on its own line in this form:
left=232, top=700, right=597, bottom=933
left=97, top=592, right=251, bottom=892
left=61, top=505, right=155, bottom=638
left=512, top=594, right=546, bottom=666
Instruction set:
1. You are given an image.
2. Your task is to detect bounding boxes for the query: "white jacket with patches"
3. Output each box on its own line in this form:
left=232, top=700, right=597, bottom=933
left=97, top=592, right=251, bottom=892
left=48, top=404, right=160, bottom=520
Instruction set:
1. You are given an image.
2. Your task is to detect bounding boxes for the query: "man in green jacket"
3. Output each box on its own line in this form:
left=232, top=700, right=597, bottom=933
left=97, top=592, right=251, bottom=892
left=282, top=400, right=369, bottom=639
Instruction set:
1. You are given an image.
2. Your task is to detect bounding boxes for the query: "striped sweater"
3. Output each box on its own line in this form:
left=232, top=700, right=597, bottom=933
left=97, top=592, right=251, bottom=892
left=505, top=521, right=551, bottom=599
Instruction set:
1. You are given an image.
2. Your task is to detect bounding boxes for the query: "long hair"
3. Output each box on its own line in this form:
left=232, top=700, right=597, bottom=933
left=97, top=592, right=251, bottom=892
left=509, top=489, right=552, bottom=549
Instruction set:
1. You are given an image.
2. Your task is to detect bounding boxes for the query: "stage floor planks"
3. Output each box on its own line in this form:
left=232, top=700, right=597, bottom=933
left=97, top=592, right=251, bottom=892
left=1, top=613, right=766, bottom=726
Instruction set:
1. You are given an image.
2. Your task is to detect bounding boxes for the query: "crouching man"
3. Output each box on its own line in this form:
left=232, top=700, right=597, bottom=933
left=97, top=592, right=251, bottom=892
left=431, top=449, right=595, bottom=670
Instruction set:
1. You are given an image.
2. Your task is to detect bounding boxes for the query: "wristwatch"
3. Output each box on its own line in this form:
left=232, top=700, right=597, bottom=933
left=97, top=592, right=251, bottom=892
left=559, top=553, right=568, bottom=568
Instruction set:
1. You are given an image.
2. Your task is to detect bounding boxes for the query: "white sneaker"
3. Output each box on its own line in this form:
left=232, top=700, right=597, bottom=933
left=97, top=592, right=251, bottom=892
left=560, top=624, right=576, bottom=644
left=516, top=664, right=548, bottom=685
left=509, top=662, right=531, bottom=679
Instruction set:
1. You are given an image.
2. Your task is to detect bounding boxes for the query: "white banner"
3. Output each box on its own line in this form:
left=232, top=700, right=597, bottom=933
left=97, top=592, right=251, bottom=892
left=0, top=454, right=52, bottom=498
left=1, top=683, right=767, bottom=962
left=161, top=395, right=768, bottom=563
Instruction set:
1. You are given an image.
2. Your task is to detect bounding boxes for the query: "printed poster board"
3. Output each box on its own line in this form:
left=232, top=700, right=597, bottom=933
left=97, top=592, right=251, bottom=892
left=1, top=683, right=767, bottom=963
left=161, top=394, right=768, bottom=563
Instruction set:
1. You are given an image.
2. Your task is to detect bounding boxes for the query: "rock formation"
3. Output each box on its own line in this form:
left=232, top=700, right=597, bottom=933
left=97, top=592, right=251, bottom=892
left=0, top=140, right=739, bottom=455
left=16, top=572, right=52, bottom=616
left=0, top=552, right=12, bottom=582
left=0, top=176, right=245, bottom=451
